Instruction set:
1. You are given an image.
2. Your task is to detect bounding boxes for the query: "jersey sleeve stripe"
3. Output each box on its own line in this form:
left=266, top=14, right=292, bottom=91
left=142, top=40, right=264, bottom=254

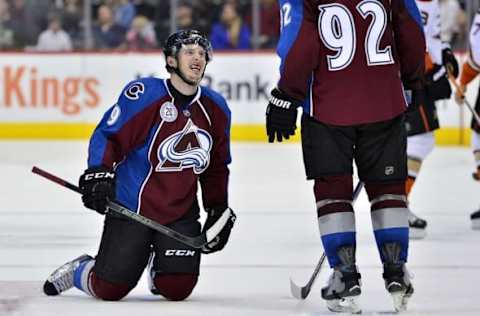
left=403, top=0, right=424, bottom=30
left=277, top=0, right=304, bottom=74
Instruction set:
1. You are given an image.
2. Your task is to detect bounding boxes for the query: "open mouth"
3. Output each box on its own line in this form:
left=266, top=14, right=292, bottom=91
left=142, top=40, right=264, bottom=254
left=190, top=64, right=202, bottom=73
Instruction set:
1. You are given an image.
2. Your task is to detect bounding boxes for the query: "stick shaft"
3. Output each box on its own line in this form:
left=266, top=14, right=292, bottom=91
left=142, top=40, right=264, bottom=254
left=446, top=66, right=480, bottom=125
left=32, top=166, right=82, bottom=194
left=31, top=166, right=208, bottom=248
left=290, top=181, right=364, bottom=299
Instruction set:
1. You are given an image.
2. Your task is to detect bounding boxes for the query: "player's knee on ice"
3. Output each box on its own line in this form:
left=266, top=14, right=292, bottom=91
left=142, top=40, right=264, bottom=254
left=90, top=273, right=133, bottom=301
left=151, top=273, right=198, bottom=301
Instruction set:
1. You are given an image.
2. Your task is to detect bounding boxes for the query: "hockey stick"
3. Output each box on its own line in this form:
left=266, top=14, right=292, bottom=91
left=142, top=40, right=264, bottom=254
left=446, top=65, right=480, bottom=126
left=31, top=166, right=232, bottom=249
left=290, top=181, right=365, bottom=300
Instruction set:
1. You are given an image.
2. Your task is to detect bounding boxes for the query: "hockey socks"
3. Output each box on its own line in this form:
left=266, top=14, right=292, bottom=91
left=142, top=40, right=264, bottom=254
left=73, top=257, right=95, bottom=296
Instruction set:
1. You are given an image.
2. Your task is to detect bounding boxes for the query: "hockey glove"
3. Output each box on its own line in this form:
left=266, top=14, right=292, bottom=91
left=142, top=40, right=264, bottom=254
left=425, top=65, right=452, bottom=101
left=201, top=207, right=236, bottom=254
left=79, top=166, right=115, bottom=215
left=442, top=47, right=459, bottom=78
left=266, top=88, right=302, bottom=143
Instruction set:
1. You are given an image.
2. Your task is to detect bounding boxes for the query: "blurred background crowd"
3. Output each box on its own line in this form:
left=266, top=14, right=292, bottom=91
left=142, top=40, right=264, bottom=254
left=0, top=0, right=478, bottom=52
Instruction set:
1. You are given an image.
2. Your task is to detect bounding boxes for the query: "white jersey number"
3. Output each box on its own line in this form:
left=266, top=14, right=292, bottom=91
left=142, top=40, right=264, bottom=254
left=281, top=3, right=292, bottom=29
left=318, top=0, right=394, bottom=71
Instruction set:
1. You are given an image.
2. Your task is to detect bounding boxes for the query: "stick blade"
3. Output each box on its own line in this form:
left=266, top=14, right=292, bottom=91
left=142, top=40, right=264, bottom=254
left=290, top=278, right=307, bottom=300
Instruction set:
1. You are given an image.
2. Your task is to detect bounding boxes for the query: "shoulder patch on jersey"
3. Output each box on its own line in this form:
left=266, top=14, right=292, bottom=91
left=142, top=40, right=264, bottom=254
left=159, top=101, right=178, bottom=122
left=124, top=82, right=145, bottom=100
left=107, top=104, right=121, bottom=126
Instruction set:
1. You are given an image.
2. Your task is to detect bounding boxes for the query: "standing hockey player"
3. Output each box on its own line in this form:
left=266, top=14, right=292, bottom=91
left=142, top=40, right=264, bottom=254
left=406, top=0, right=459, bottom=239
left=42, top=30, right=236, bottom=301
left=266, top=0, right=425, bottom=313
left=455, top=9, right=480, bottom=229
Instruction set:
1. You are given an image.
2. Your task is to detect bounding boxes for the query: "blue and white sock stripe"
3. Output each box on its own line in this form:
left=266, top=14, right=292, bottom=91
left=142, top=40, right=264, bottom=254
left=73, top=259, right=95, bottom=296
left=371, top=207, right=409, bottom=262
left=318, top=212, right=356, bottom=267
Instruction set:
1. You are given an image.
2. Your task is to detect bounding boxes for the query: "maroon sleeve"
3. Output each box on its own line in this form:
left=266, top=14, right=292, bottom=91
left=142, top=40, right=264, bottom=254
left=391, top=0, right=426, bottom=89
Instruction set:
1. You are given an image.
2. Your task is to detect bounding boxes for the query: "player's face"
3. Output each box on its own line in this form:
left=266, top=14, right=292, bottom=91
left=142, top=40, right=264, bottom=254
left=177, top=44, right=207, bottom=84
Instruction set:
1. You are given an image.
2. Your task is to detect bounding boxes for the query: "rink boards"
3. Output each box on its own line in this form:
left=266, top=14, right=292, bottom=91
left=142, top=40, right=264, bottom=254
left=0, top=52, right=477, bottom=144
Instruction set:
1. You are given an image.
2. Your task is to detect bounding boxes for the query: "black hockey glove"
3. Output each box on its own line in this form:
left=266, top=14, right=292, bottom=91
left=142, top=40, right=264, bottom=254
left=79, top=166, right=115, bottom=215
left=201, top=207, right=236, bottom=254
left=442, top=47, right=459, bottom=78
left=266, top=88, right=302, bottom=143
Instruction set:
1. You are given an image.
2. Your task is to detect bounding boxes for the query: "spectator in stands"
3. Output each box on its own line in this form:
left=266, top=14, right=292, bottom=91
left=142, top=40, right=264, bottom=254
left=60, top=0, right=83, bottom=49
left=155, top=1, right=208, bottom=46
left=0, top=0, right=14, bottom=49
left=246, top=0, right=279, bottom=48
left=191, top=0, right=226, bottom=29
left=35, top=15, right=72, bottom=51
left=133, top=0, right=156, bottom=20
left=440, top=0, right=467, bottom=47
left=9, top=0, right=41, bottom=48
left=210, top=2, right=251, bottom=50
left=113, top=0, right=136, bottom=30
left=176, top=2, right=209, bottom=36
left=92, top=4, right=125, bottom=50
left=123, top=15, right=156, bottom=50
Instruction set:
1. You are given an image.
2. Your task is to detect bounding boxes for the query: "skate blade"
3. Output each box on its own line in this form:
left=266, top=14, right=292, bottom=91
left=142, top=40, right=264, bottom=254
left=391, top=291, right=410, bottom=312
left=472, top=218, right=480, bottom=230
left=409, top=228, right=426, bottom=240
left=326, top=297, right=362, bottom=314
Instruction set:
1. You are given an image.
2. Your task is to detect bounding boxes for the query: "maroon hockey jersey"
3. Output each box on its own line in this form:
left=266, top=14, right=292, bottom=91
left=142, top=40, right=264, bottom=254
left=88, top=78, right=231, bottom=224
left=277, top=0, right=425, bottom=125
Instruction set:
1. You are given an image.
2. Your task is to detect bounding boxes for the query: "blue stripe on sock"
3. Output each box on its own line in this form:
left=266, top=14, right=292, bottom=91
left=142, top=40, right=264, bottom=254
left=73, top=260, right=91, bottom=292
left=321, top=232, right=356, bottom=267
left=373, top=227, right=409, bottom=262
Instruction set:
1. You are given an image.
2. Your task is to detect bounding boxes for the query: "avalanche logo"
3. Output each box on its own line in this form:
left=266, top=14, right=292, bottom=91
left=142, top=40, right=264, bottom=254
left=155, top=119, right=212, bottom=174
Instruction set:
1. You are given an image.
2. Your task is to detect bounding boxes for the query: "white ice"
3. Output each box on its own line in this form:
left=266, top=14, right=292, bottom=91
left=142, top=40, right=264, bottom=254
left=1, top=141, right=479, bottom=316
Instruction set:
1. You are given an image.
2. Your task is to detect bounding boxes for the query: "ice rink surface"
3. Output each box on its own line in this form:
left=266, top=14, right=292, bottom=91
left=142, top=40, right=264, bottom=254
left=1, top=141, right=479, bottom=316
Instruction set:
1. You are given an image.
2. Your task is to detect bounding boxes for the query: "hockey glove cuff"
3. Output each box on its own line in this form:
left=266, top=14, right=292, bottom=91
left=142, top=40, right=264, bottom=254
left=266, top=88, right=302, bottom=143
left=79, top=166, right=116, bottom=215
left=201, top=207, right=236, bottom=254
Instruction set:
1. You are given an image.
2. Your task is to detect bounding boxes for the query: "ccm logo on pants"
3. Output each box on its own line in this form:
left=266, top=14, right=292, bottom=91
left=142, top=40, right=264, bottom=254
left=164, top=250, right=196, bottom=257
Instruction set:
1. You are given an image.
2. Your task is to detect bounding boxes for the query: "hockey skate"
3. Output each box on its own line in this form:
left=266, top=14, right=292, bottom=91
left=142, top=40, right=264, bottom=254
left=382, top=243, right=414, bottom=312
left=43, top=254, right=93, bottom=296
left=408, top=209, right=427, bottom=239
left=471, top=209, right=480, bottom=230
left=321, top=246, right=362, bottom=314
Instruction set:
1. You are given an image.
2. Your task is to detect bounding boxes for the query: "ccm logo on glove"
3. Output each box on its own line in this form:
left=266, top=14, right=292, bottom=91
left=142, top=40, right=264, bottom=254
left=164, top=250, right=196, bottom=256
left=84, top=172, right=115, bottom=181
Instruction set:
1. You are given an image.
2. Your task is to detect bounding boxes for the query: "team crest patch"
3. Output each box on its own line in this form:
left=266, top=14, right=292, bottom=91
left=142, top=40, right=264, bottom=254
left=156, top=119, right=212, bottom=174
left=160, top=102, right=178, bottom=122
left=124, top=82, right=145, bottom=100
left=107, top=104, right=121, bottom=126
